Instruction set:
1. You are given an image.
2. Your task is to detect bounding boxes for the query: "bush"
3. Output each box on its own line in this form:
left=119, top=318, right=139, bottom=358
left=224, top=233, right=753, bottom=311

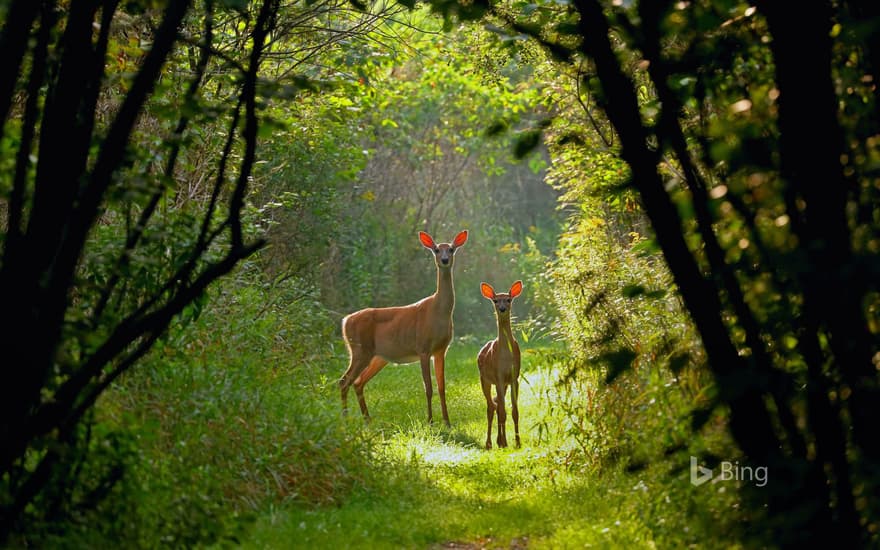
left=543, top=144, right=728, bottom=469
left=72, top=262, right=375, bottom=547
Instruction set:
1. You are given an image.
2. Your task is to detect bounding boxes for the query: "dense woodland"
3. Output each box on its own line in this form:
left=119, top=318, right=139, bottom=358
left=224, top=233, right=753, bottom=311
left=1, top=0, right=879, bottom=547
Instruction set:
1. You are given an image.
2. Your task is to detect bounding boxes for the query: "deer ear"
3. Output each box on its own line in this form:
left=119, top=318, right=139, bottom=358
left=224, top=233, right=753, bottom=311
left=452, top=230, right=468, bottom=247
left=480, top=282, right=496, bottom=300
left=419, top=231, right=436, bottom=250
left=509, top=280, right=523, bottom=298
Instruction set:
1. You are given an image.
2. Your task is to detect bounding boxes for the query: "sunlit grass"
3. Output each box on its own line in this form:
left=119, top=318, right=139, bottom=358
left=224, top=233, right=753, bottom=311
left=241, top=340, right=744, bottom=549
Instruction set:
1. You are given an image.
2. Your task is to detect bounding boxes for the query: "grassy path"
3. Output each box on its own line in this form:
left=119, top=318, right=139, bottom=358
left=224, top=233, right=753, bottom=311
left=239, top=343, right=727, bottom=549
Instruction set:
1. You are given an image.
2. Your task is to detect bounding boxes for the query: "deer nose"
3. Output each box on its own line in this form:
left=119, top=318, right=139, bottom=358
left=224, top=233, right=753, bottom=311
left=499, top=306, right=507, bottom=312
left=441, top=258, right=450, bottom=265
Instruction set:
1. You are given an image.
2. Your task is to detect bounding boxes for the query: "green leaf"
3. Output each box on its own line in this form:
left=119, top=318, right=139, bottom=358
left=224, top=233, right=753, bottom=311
left=528, top=156, right=547, bottom=174
left=631, top=237, right=660, bottom=255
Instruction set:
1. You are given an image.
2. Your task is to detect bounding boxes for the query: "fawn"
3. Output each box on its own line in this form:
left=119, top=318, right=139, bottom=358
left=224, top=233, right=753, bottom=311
left=477, top=280, right=523, bottom=449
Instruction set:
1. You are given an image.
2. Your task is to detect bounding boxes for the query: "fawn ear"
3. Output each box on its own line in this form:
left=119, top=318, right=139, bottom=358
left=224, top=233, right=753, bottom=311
left=419, top=231, right=436, bottom=250
left=452, top=230, right=468, bottom=247
left=480, top=282, right=496, bottom=300
left=509, top=280, right=523, bottom=298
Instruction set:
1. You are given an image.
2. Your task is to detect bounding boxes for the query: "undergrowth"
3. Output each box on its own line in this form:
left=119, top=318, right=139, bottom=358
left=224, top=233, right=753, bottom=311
left=38, top=263, right=750, bottom=548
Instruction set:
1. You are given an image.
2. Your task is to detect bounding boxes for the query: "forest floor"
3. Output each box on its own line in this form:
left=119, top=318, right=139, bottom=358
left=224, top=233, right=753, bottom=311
left=239, top=343, right=732, bottom=549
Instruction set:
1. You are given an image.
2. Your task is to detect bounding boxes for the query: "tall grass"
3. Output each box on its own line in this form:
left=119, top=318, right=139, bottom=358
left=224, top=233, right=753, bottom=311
left=83, top=265, right=375, bottom=547
left=52, top=262, right=751, bottom=548
left=245, top=341, right=748, bottom=549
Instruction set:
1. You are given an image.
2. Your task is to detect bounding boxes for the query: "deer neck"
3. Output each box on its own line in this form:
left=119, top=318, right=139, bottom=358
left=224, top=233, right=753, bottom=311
left=434, top=266, right=454, bottom=313
left=496, top=314, right=514, bottom=351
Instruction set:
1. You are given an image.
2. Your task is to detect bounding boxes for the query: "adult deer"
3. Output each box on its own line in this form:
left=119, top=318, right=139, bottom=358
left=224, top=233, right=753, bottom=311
left=339, top=230, right=468, bottom=426
left=477, top=281, right=523, bottom=449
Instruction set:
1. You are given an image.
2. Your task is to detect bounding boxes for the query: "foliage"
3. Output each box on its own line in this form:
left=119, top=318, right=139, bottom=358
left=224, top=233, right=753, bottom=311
left=344, top=29, right=559, bottom=335
left=0, top=0, right=395, bottom=540
left=7, top=0, right=877, bottom=546
left=249, top=9, right=562, bottom=336
left=13, top=262, right=377, bottom=547
left=528, top=57, right=713, bottom=468
left=0, top=0, right=265, bottom=537
left=113, top=266, right=373, bottom=547
left=548, top=211, right=713, bottom=466
left=417, top=0, right=880, bottom=545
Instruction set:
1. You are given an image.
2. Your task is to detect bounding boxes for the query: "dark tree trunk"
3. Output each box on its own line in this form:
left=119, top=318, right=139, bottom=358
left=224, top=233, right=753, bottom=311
left=568, top=0, right=864, bottom=545
left=759, top=3, right=876, bottom=542
left=0, top=0, right=272, bottom=538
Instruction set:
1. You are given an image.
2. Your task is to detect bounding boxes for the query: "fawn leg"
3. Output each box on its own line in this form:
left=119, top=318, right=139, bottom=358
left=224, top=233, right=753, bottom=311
left=481, top=378, right=495, bottom=449
left=496, top=383, right=508, bottom=448
left=512, top=378, right=521, bottom=448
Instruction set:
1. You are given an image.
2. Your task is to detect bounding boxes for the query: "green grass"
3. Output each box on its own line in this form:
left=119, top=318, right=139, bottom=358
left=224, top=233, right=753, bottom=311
left=91, top=276, right=746, bottom=549
left=240, top=343, right=745, bottom=549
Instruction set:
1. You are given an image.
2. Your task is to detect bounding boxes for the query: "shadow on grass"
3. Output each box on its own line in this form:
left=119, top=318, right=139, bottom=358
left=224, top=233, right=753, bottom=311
left=439, top=428, right=483, bottom=449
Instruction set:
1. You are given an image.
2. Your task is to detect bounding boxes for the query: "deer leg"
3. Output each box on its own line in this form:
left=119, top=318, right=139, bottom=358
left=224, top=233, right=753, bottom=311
left=496, top=383, right=508, bottom=448
left=481, top=377, right=495, bottom=449
left=433, top=351, right=450, bottom=427
left=420, top=354, right=434, bottom=424
left=339, top=376, right=349, bottom=415
left=512, top=378, right=521, bottom=448
left=354, top=356, right=388, bottom=387
left=340, top=350, right=370, bottom=415
left=352, top=355, right=384, bottom=421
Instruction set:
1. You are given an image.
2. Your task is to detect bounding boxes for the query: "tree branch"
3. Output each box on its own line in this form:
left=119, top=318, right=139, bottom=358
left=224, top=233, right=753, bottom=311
left=0, top=0, right=40, bottom=132
left=231, top=0, right=277, bottom=248
left=570, top=0, right=781, bottom=465
left=4, top=2, right=56, bottom=268
left=92, top=0, right=216, bottom=325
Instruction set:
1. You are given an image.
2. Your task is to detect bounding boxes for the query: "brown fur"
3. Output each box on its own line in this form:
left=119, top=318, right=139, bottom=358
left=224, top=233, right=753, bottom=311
left=339, top=231, right=467, bottom=425
left=477, top=281, right=523, bottom=449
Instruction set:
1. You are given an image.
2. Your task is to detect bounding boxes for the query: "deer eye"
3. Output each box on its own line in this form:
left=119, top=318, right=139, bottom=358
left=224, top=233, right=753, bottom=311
left=433, top=247, right=439, bottom=253
left=493, top=299, right=498, bottom=303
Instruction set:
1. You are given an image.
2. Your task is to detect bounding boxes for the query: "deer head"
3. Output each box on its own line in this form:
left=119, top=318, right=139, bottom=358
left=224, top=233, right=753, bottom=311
left=480, top=280, right=523, bottom=317
left=419, top=230, right=468, bottom=269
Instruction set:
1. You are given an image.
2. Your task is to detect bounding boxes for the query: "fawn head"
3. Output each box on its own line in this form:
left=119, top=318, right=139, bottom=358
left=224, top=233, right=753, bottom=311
left=419, top=230, right=468, bottom=269
left=480, top=281, right=523, bottom=316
